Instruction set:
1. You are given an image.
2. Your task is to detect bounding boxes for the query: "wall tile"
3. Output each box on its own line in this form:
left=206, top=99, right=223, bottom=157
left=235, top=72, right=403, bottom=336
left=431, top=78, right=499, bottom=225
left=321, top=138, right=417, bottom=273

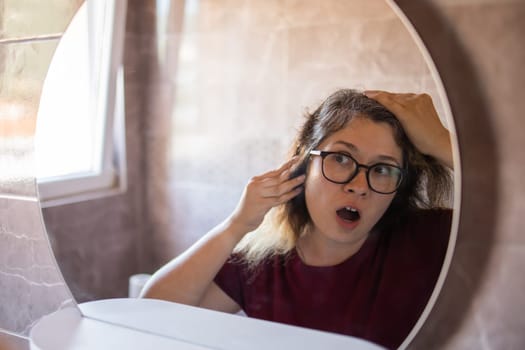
left=0, top=198, right=74, bottom=336
left=0, top=39, right=59, bottom=197
left=0, top=0, right=83, bottom=40
left=197, top=0, right=285, bottom=32
left=284, top=0, right=397, bottom=26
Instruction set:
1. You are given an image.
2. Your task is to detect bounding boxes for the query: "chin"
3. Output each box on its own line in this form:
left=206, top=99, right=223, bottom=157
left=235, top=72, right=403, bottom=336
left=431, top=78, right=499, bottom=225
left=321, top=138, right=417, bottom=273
left=332, top=226, right=370, bottom=246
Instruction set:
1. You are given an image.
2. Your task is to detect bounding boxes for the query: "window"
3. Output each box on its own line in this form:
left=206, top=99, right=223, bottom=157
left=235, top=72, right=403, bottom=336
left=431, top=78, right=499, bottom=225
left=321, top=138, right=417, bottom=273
left=35, top=0, right=127, bottom=207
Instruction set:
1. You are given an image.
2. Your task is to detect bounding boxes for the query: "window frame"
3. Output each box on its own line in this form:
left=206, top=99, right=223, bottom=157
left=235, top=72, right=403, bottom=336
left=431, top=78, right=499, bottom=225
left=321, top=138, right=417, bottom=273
left=37, top=0, right=128, bottom=207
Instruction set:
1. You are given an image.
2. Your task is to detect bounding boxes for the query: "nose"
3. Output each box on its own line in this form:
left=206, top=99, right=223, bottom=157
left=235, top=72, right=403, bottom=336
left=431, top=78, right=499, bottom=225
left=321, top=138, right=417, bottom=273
left=343, top=168, right=369, bottom=196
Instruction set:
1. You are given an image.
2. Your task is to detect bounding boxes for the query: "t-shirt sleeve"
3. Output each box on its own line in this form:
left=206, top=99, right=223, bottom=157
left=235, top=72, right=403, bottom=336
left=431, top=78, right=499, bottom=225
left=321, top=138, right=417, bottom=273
left=214, top=255, right=245, bottom=308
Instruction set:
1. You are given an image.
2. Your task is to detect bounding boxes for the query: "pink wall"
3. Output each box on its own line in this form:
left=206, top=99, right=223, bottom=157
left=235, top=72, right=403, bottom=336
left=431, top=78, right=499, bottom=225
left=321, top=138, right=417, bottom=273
left=1, top=0, right=523, bottom=349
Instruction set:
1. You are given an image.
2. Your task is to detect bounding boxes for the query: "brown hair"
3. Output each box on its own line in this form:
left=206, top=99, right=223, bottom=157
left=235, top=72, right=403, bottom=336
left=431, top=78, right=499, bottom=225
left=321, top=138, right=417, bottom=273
left=234, top=89, right=452, bottom=266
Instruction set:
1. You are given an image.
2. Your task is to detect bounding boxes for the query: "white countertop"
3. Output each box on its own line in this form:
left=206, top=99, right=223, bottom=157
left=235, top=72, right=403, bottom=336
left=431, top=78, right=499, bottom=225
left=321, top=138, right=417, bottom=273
left=30, top=298, right=385, bottom=350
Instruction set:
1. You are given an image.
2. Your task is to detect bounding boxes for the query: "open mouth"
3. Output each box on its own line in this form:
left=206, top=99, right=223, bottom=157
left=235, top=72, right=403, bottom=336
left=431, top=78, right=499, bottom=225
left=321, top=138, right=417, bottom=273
left=336, top=206, right=361, bottom=222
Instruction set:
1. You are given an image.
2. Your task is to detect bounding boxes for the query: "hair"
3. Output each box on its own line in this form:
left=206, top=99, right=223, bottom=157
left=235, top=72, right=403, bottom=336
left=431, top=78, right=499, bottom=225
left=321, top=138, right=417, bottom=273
left=234, top=89, right=453, bottom=267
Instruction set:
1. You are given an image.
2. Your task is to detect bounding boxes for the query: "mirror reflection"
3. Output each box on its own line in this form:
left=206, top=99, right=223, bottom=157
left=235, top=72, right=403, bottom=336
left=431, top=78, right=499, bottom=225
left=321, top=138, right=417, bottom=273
left=36, top=1, right=456, bottom=349
left=142, top=89, right=454, bottom=350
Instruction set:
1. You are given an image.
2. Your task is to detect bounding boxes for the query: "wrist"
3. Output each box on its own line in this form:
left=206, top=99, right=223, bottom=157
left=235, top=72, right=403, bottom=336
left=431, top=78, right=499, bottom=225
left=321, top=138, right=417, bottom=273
left=434, top=131, right=454, bottom=169
left=221, top=215, right=253, bottom=243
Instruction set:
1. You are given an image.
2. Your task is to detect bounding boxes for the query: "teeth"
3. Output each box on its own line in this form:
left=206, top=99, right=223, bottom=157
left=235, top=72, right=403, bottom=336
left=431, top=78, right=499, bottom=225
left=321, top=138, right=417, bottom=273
left=345, top=206, right=357, bottom=212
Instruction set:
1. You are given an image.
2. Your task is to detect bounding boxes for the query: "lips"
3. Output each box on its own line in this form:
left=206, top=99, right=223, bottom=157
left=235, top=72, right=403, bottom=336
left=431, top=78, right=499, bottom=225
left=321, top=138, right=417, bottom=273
left=336, top=206, right=361, bottom=222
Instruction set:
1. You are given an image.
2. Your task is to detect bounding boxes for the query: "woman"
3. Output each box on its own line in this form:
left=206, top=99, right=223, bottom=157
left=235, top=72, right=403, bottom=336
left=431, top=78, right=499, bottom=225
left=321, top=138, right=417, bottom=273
left=141, top=89, right=454, bottom=349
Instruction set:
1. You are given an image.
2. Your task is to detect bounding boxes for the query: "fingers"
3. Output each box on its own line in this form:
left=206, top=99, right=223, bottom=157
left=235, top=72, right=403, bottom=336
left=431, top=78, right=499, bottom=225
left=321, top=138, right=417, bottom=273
left=364, top=90, right=401, bottom=114
left=260, top=174, right=305, bottom=199
left=364, top=90, right=416, bottom=99
left=274, top=185, right=304, bottom=205
left=248, top=157, right=306, bottom=203
left=364, top=90, right=415, bottom=114
left=365, top=90, right=432, bottom=109
left=232, top=157, right=306, bottom=232
left=256, top=157, right=302, bottom=185
left=364, top=90, right=440, bottom=129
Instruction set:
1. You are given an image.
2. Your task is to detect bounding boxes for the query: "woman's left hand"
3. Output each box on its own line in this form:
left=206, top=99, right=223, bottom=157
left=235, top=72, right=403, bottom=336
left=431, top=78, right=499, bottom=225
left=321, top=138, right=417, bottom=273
left=364, top=90, right=453, bottom=169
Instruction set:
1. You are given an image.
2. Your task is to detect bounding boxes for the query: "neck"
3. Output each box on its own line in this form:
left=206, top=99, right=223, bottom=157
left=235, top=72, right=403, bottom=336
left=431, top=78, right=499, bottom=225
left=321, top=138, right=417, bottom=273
left=297, top=230, right=369, bottom=267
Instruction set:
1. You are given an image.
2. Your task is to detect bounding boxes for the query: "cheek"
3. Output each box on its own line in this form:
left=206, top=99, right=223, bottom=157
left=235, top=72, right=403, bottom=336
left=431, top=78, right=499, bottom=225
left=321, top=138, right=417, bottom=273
left=304, top=160, right=323, bottom=193
left=370, top=195, right=396, bottom=219
left=304, top=166, right=327, bottom=214
left=304, top=174, right=320, bottom=207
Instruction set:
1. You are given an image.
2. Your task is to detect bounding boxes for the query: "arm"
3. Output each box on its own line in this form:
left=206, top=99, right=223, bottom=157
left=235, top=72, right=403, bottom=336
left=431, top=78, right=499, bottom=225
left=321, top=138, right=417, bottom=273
left=140, top=158, right=305, bottom=311
left=364, top=91, right=454, bottom=169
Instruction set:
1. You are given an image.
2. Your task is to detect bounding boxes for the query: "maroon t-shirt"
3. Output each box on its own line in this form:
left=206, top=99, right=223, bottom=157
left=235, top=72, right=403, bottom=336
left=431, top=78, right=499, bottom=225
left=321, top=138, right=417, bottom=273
left=214, top=209, right=452, bottom=349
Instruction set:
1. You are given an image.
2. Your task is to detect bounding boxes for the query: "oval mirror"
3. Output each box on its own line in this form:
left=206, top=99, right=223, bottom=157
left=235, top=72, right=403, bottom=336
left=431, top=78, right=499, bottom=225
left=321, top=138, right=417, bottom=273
left=35, top=0, right=459, bottom=349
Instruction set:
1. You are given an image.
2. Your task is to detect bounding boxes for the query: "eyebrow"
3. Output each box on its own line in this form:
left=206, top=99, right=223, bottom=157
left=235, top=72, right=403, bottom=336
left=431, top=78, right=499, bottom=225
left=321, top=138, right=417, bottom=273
left=332, top=141, right=402, bottom=166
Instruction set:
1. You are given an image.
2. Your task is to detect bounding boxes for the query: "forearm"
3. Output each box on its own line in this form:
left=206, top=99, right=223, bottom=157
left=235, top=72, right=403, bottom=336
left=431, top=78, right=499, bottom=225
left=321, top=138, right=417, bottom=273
left=141, top=158, right=305, bottom=306
left=140, top=217, right=246, bottom=305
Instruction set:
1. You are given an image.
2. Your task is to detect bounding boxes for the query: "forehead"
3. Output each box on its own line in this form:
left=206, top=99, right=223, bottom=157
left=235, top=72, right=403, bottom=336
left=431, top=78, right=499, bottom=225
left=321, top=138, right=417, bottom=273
left=319, top=116, right=403, bottom=162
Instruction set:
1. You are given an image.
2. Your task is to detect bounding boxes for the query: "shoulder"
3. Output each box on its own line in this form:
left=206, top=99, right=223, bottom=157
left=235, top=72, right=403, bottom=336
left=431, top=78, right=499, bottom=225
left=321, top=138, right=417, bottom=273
left=374, top=208, right=453, bottom=274
left=377, top=208, right=453, bottom=250
left=397, top=208, right=453, bottom=252
left=220, top=252, right=290, bottom=279
left=406, top=208, right=453, bottom=229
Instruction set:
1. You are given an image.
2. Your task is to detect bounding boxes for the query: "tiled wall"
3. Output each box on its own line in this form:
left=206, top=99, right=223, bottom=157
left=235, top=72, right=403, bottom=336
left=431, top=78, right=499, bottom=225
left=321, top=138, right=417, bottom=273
left=0, top=0, right=82, bottom=341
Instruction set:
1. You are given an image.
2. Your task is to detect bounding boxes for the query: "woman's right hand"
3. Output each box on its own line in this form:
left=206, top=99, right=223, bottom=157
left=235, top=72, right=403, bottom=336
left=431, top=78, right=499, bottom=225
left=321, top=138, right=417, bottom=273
left=229, top=157, right=306, bottom=235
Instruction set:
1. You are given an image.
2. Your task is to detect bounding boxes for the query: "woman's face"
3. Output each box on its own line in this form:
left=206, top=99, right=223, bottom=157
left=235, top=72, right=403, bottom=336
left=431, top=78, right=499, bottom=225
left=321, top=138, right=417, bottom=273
left=304, top=116, right=403, bottom=253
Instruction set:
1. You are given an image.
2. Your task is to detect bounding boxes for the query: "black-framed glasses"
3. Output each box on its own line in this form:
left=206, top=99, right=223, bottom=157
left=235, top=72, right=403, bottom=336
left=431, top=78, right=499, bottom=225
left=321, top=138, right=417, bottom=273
left=309, top=150, right=404, bottom=194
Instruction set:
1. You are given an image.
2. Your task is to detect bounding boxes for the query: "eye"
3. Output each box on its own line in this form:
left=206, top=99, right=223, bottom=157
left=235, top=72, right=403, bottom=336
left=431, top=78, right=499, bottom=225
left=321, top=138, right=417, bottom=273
left=333, top=153, right=352, bottom=165
left=372, top=164, right=397, bottom=176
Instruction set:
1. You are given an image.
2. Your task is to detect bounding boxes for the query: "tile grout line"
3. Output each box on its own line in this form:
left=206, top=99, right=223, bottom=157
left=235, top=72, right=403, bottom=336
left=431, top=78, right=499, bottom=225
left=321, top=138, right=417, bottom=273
left=0, top=33, right=62, bottom=45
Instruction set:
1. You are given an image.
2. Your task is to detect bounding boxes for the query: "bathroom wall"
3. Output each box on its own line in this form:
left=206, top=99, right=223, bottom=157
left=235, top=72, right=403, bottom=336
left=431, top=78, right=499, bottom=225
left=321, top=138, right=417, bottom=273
left=0, top=0, right=82, bottom=343
left=1, top=0, right=523, bottom=349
